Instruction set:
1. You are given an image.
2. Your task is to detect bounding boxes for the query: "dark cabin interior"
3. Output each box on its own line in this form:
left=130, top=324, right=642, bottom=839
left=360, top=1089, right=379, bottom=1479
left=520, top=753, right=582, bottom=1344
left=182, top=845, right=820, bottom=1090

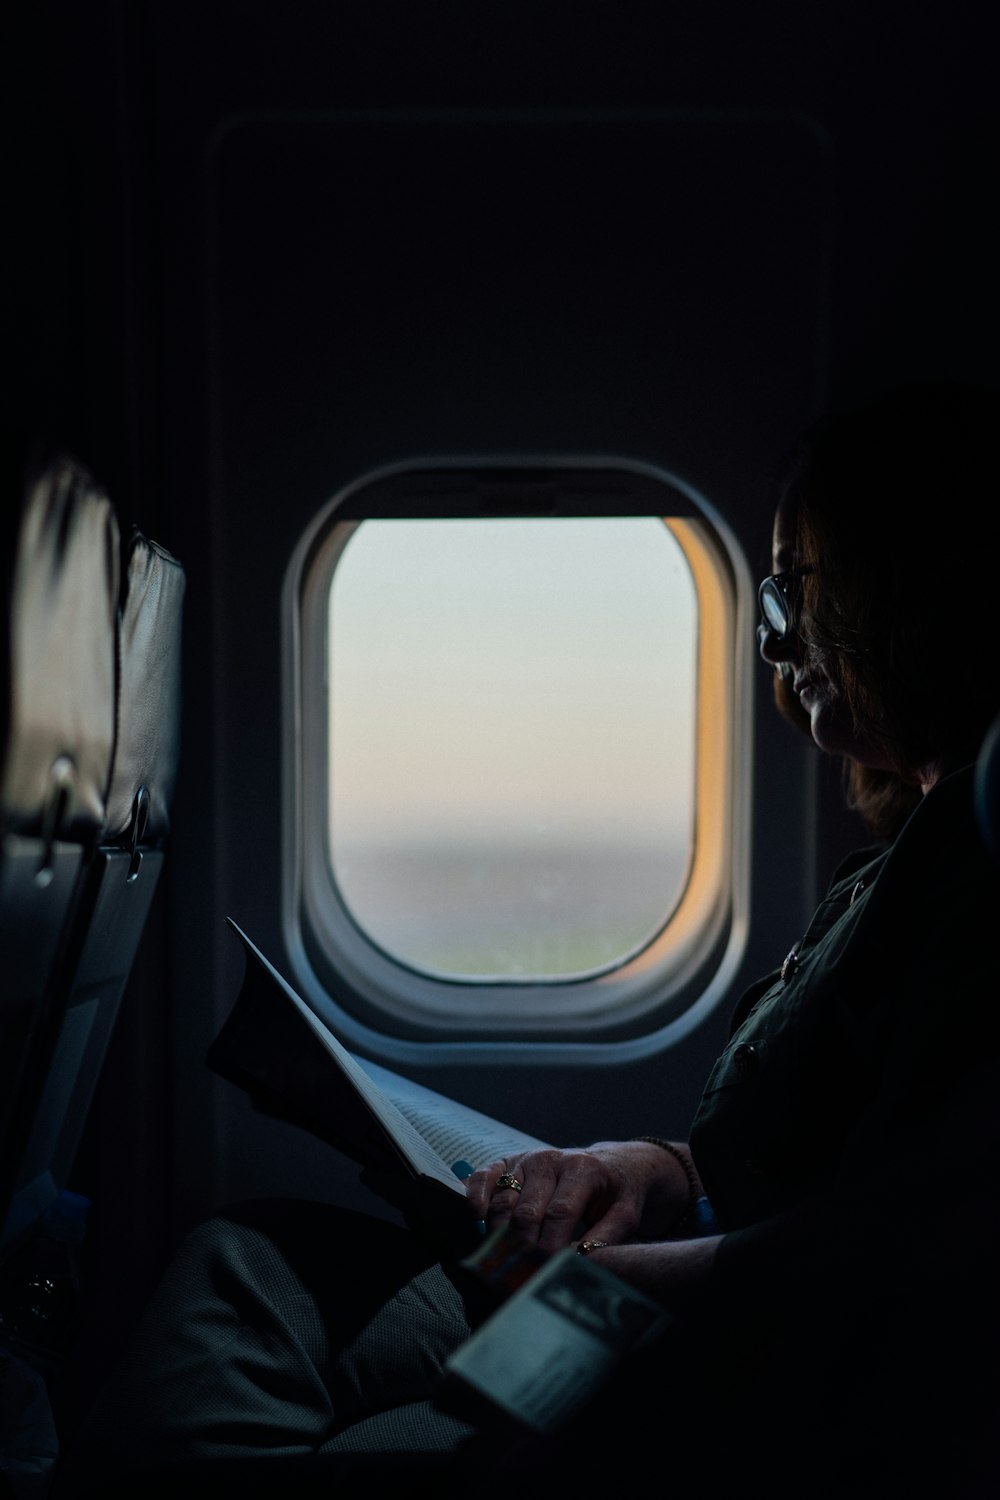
left=5, top=0, right=999, bottom=1465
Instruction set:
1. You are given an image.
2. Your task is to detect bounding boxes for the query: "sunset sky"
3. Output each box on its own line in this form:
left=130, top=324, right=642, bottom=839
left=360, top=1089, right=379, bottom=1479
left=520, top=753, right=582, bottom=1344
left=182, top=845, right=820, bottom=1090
left=328, top=517, right=698, bottom=851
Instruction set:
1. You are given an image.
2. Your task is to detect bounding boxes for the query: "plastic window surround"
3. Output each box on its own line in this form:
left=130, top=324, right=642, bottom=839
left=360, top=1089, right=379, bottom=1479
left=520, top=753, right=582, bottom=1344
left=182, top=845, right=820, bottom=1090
left=282, top=458, right=753, bottom=1063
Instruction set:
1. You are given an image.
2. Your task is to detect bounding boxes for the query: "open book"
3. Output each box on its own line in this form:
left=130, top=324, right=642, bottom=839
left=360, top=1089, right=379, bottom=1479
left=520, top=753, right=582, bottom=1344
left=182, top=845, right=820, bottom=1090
left=209, top=922, right=670, bottom=1427
left=207, top=920, right=551, bottom=1240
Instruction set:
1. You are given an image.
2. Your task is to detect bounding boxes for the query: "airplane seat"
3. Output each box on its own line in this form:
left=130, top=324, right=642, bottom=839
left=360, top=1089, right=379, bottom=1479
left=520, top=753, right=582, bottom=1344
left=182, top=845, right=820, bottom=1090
left=102, top=527, right=185, bottom=865
left=0, top=451, right=120, bottom=1252
left=0, top=522, right=185, bottom=1260
left=0, top=456, right=184, bottom=1497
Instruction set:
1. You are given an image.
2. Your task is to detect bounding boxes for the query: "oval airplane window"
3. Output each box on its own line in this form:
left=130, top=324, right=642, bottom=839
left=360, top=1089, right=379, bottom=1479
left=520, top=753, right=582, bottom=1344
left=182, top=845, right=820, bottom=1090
left=327, top=517, right=697, bottom=981
left=286, top=461, right=748, bottom=1048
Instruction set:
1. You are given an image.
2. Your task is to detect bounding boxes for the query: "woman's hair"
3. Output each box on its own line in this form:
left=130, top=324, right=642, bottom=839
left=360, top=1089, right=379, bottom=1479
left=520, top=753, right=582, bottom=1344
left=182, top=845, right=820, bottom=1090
left=771, top=669, right=921, bottom=842
left=780, top=379, right=1000, bottom=780
left=842, top=761, right=923, bottom=843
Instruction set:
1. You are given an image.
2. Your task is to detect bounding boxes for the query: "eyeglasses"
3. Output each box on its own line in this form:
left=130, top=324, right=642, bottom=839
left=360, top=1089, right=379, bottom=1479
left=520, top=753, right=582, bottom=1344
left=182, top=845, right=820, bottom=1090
left=757, top=566, right=815, bottom=641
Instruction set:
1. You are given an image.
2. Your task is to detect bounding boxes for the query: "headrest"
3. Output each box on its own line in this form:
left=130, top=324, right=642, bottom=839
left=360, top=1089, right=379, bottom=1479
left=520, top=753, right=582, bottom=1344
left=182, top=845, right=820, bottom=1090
left=104, top=529, right=186, bottom=847
left=1, top=454, right=119, bottom=842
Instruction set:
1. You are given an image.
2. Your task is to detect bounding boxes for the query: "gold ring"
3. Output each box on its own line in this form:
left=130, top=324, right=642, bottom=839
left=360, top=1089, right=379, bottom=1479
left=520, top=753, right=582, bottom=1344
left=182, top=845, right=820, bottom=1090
left=577, top=1240, right=609, bottom=1255
left=495, top=1172, right=523, bottom=1193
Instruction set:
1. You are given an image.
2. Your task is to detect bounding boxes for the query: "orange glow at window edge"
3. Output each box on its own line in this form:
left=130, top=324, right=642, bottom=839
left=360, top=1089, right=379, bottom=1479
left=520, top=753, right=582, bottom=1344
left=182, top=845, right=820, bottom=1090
left=603, top=514, right=733, bottom=985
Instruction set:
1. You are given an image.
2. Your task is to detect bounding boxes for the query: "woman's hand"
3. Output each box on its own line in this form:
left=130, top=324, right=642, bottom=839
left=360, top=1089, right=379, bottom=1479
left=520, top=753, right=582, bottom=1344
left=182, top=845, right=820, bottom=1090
left=464, top=1139, right=689, bottom=1255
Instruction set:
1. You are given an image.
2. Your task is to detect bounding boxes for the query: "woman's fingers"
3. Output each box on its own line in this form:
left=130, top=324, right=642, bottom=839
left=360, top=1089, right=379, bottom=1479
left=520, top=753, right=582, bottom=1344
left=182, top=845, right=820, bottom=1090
left=466, top=1149, right=625, bottom=1252
left=465, top=1157, right=519, bottom=1218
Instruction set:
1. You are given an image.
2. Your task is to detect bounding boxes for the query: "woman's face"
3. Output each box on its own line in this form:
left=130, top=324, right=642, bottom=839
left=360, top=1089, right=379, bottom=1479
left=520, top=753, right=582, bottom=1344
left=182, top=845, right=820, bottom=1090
left=759, top=499, right=894, bottom=770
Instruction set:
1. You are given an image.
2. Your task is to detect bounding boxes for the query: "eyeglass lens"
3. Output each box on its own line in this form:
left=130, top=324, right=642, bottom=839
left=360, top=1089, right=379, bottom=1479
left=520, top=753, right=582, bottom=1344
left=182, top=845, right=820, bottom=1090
left=759, top=577, right=790, bottom=637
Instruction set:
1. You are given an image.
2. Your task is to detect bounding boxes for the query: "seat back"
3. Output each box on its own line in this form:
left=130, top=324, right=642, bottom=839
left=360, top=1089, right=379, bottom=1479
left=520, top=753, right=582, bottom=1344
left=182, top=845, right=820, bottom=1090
left=0, top=454, right=119, bottom=1240
left=0, top=459, right=185, bottom=1258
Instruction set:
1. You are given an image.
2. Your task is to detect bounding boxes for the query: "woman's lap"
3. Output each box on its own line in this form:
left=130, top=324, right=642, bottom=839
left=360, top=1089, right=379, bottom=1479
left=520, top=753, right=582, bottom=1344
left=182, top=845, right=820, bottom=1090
left=55, top=1199, right=480, bottom=1493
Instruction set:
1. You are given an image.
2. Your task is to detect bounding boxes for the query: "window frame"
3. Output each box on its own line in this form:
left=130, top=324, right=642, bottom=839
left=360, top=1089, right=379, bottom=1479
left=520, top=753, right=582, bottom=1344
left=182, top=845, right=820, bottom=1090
left=282, top=458, right=754, bottom=1060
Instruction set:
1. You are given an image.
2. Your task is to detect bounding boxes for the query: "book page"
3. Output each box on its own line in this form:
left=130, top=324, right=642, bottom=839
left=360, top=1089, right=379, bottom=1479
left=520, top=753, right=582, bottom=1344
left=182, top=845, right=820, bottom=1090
left=224, top=921, right=463, bottom=1195
left=362, top=1060, right=551, bottom=1171
left=220, top=922, right=554, bottom=1204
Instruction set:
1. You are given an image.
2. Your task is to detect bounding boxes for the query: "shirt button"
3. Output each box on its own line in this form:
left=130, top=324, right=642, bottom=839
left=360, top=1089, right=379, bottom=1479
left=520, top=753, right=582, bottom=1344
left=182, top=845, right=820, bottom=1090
left=733, top=1042, right=759, bottom=1074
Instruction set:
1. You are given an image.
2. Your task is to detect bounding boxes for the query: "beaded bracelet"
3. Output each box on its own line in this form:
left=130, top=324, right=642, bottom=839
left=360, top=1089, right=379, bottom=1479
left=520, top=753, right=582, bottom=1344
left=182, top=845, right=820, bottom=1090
left=634, top=1135, right=700, bottom=1228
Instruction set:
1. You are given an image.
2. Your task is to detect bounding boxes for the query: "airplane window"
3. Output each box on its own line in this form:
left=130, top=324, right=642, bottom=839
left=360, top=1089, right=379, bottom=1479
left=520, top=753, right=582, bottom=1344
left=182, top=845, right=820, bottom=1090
left=286, top=464, right=748, bottom=1051
left=327, top=518, right=696, bottom=981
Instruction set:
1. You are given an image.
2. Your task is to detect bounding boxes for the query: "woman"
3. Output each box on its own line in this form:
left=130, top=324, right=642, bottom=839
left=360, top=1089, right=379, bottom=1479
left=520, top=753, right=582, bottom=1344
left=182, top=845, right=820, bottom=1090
left=57, top=382, right=1000, bottom=1499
